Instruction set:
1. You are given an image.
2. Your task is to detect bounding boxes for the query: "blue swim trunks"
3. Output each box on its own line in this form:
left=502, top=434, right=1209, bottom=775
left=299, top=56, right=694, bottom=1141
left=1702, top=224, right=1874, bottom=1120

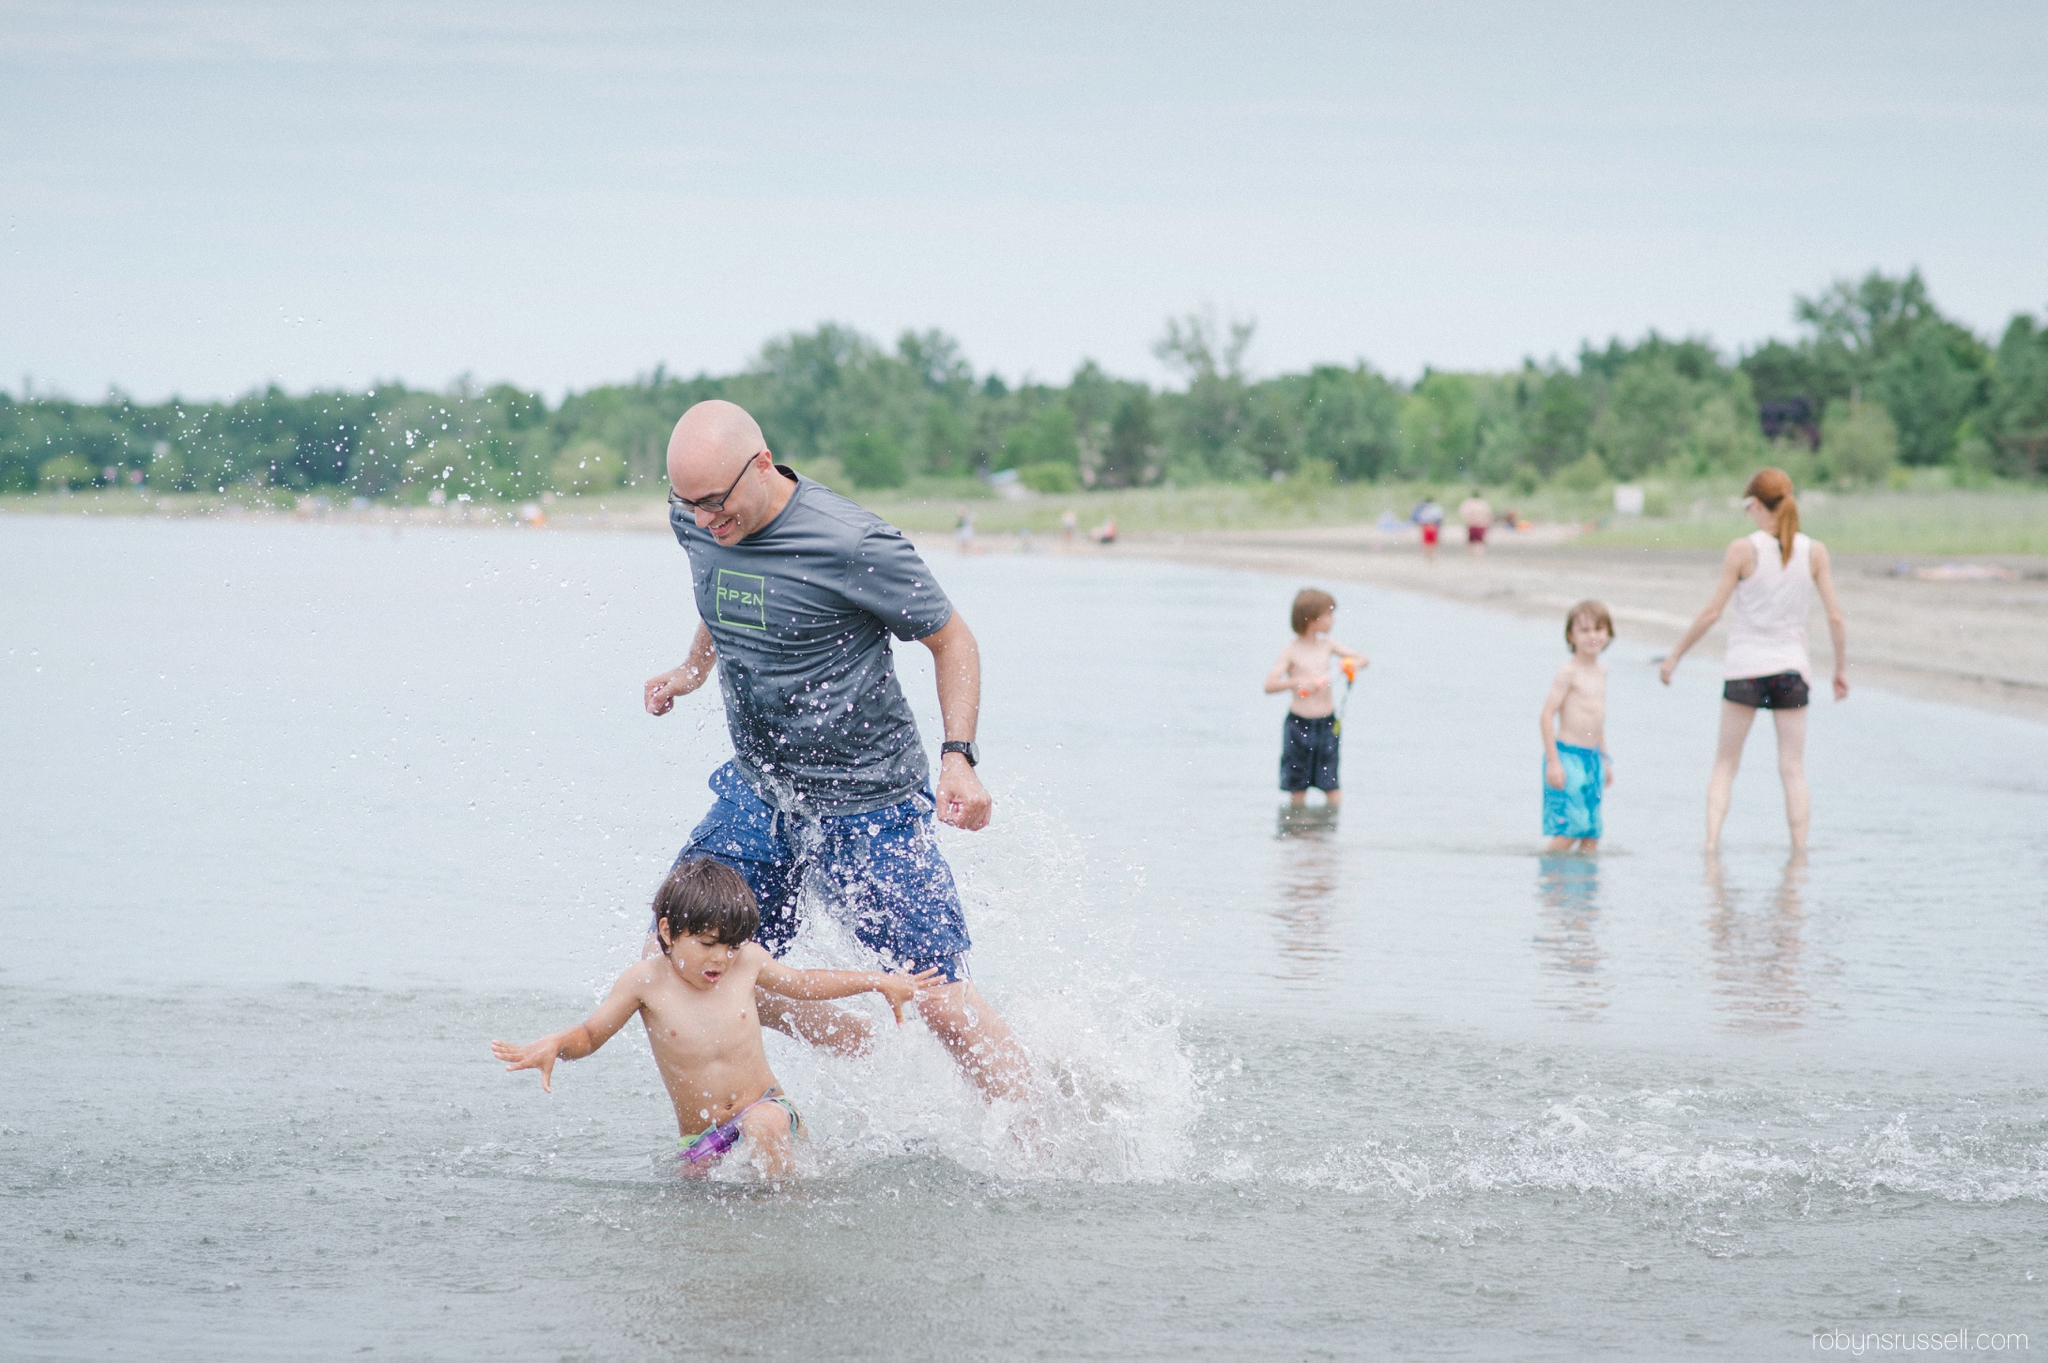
left=667, top=762, right=972, bottom=982
left=1542, top=742, right=1604, bottom=840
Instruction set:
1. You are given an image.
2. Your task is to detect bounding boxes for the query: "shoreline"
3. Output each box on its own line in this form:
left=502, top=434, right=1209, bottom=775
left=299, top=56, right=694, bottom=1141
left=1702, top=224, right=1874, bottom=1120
left=11, top=501, right=2044, bottom=722
left=1108, top=525, right=2048, bottom=723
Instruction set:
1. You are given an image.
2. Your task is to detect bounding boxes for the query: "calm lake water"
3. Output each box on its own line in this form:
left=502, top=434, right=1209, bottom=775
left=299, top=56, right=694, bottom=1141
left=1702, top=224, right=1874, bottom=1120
left=4, top=515, right=2046, bottom=1360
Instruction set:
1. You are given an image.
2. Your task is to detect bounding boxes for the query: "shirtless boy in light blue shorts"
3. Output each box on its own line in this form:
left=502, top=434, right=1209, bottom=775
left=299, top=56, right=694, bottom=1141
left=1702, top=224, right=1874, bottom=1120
left=1539, top=601, right=1616, bottom=854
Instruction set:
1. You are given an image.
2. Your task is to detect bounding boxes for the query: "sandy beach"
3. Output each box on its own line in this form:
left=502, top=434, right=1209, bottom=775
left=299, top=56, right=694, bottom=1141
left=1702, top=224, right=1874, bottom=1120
left=1111, top=524, right=2048, bottom=722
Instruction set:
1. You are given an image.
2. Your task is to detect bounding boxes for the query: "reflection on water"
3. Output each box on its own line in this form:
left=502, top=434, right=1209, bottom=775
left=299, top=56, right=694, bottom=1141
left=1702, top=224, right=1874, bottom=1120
left=1534, top=854, right=1605, bottom=1016
left=1705, top=854, right=1808, bottom=1032
left=1270, top=805, right=1342, bottom=980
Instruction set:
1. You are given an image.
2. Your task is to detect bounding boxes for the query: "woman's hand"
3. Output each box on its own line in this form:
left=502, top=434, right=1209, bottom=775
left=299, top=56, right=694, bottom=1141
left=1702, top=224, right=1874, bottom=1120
left=1658, top=656, right=1678, bottom=687
left=1833, top=669, right=1850, bottom=701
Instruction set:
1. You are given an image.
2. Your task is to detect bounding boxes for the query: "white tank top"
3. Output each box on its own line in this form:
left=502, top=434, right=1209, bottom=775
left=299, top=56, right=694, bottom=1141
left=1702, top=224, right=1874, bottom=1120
left=1723, top=530, right=1813, bottom=681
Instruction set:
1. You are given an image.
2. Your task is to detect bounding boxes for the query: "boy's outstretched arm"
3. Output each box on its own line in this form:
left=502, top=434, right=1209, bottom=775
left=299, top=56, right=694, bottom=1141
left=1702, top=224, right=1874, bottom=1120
left=755, top=951, right=943, bottom=1024
left=491, top=963, right=650, bottom=1093
left=1261, top=650, right=1296, bottom=695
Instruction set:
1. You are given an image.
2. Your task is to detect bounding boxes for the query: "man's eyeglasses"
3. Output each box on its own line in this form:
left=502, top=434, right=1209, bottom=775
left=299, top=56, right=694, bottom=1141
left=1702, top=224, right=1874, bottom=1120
left=668, top=453, right=762, bottom=514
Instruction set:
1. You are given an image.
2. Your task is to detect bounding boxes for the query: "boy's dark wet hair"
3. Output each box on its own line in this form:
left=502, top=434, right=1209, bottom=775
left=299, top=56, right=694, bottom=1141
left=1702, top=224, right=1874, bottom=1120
left=654, top=858, right=760, bottom=948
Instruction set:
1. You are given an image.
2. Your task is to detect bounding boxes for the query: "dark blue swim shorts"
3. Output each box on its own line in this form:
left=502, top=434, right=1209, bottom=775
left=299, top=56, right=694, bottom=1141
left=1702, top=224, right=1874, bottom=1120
left=663, top=762, right=972, bottom=983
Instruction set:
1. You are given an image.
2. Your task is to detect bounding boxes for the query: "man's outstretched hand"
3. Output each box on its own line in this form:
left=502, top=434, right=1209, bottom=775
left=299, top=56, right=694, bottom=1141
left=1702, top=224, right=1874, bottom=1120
left=936, top=754, right=992, bottom=831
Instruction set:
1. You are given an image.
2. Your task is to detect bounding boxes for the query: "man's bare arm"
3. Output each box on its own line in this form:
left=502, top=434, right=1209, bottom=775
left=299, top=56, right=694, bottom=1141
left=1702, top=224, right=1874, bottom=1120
left=646, top=622, right=717, bottom=715
left=919, top=612, right=992, bottom=831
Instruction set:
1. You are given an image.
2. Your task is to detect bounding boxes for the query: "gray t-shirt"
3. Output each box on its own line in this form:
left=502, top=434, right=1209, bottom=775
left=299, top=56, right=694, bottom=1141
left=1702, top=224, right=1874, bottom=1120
left=670, top=469, right=954, bottom=817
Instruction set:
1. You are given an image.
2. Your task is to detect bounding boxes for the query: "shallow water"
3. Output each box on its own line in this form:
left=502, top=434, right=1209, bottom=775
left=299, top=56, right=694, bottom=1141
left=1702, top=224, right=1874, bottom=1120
left=4, top=517, right=2046, bottom=1359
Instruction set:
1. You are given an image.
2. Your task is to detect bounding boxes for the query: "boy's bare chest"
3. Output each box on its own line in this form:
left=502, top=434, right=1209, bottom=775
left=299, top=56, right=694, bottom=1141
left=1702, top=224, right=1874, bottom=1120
left=1287, top=640, right=1330, bottom=673
left=640, top=980, right=761, bottom=1063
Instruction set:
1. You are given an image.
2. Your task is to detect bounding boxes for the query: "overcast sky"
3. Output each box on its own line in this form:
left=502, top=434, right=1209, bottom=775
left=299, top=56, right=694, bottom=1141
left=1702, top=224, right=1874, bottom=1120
left=5, top=0, right=2045, bottom=402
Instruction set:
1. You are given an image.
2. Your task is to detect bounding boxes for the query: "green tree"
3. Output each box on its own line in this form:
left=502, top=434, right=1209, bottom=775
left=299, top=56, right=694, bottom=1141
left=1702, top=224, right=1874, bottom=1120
left=1818, top=399, right=1899, bottom=484
left=841, top=429, right=908, bottom=489
left=1397, top=372, right=1479, bottom=479
left=1154, top=310, right=1256, bottom=479
left=1522, top=370, right=1595, bottom=475
left=918, top=401, right=971, bottom=476
left=1872, top=319, right=1989, bottom=465
left=1593, top=360, right=1693, bottom=477
left=1983, top=312, right=2048, bottom=478
left=1101, top=390, right=1159, bottom=487
left=1298, top=365, right=1401, bottom=481
left=38, top=453, right=92, bottom=489
left=552, top=438, right=626, bottom=494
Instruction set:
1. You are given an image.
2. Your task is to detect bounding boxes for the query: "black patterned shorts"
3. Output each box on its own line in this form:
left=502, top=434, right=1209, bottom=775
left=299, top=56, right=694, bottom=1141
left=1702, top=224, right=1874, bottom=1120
left=1723, top=671, right=1810, bottom=710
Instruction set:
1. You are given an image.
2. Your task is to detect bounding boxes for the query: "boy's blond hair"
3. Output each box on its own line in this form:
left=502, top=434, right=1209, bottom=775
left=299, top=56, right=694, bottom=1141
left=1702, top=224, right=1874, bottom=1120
left=1291, top=588, right=1336, bottom=635
left=1564, top=599, right=1614, bottom=650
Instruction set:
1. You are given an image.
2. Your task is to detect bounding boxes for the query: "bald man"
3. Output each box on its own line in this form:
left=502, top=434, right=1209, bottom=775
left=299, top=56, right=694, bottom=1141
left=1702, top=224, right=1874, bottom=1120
left=642, top=400, right=1027, bottom=1102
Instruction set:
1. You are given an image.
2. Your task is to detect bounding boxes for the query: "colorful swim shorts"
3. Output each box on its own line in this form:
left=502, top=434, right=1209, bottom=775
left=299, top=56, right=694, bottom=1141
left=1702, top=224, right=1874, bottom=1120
left=664, top=762, right=972, bottom=983
left=1542, top=741, right=1604, bottom=840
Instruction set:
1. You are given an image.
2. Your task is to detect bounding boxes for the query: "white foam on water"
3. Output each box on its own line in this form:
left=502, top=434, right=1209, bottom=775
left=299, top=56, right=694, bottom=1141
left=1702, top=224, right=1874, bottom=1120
left=694, top=803, right=1202, bottom=1184
left=1246, top=1086, right=2048, bottom=1212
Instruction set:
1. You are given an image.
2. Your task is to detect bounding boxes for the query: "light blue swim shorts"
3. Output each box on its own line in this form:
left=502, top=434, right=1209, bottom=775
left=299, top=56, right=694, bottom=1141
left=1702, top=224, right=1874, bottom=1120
left=1542, top=742, right=1604, bottom=840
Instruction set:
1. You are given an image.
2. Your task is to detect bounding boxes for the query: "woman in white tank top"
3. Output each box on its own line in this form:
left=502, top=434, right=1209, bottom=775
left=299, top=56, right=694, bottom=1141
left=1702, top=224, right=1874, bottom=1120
left=1658, top=469, right=1849, bottom=852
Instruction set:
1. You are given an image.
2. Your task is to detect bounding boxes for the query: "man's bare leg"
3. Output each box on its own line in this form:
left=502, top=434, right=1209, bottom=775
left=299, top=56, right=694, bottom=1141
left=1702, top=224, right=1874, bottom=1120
left=914, top=979, right=1030, bottom=1103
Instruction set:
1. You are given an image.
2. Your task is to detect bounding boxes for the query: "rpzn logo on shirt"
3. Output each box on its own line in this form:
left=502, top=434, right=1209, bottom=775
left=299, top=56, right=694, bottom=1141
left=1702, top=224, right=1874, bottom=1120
left=714, top=568, right=767, bottom=631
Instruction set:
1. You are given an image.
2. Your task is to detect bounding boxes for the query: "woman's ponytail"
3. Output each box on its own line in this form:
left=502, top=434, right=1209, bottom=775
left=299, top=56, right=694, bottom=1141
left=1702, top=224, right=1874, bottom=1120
left=1744, top=467, right=1798, bottom=565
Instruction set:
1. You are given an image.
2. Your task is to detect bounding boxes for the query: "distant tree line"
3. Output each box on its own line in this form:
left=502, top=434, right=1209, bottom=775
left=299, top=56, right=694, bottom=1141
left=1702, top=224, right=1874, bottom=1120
left=7, top=270, right=2046, bottom=500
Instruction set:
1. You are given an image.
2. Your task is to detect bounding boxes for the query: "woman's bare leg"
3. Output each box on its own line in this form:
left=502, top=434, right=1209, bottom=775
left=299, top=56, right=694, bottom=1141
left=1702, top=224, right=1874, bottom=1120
left=1706, top=701, right=1758, bottom=852
left=1773, top=706, right=1811, bottom=852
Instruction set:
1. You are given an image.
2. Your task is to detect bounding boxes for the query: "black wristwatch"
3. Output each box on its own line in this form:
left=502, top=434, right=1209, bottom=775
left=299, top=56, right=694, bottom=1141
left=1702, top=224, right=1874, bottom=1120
left=941, top=740, right=980, bottom=767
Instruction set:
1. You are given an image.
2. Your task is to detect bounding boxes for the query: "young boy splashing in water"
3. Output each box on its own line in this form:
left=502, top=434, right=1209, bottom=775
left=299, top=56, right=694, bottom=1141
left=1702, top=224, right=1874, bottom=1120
left=1263, top=588, right=1368, bottom=809
left=1539, top=601, right=1616, bottom=854
left=492, top=859, right=937, bottom=1177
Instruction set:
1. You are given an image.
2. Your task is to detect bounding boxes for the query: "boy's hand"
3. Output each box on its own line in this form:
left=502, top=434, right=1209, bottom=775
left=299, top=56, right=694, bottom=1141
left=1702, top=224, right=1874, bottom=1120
left=492, top=1036, right=563, bottom=1093
left=1604, top=758, right=1616, bottom=788
left=875, top=967, right=945, bottom=1023
left=1545, top=757, right=1566, bottom=790
left=1833, top=669, right=1850, bottom=701
left=1657, top=657, right=1677, bottom=686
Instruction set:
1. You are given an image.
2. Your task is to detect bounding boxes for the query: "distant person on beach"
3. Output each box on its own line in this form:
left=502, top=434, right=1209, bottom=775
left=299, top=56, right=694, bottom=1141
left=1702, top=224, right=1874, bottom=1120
left=644, top=400, right=1028, bottom=1103
left=493, top=859, right=937, bottom=1177
left=1060, top=507, right=1078, bottom=546
left=1263, top=588, right=1368, bottom=808
left=1091, top=515, right=1118, bottom=545
left=955, top=507, right=977, bottom=555
left=1458, top=490, right=1492, bottom=558
left=1540, top=600, right=1616, bottom=854
left=1412, top=496, right=1444, bottom=561
left=1658, top=468, right=1850, bottom=852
